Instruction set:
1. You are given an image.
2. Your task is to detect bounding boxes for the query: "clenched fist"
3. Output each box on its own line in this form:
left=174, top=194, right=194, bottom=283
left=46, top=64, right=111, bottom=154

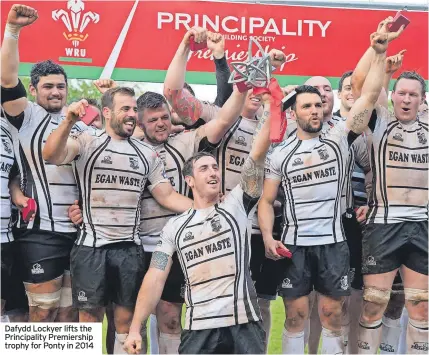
left=66, top=99, right=89, bottom=123
left=207, top=32, right=225, bottom=59
left=182, top=26, right=208, bottom=46
left=268, top=49, right=286, bottom=69
left=7, top=4, right=38, bottom=28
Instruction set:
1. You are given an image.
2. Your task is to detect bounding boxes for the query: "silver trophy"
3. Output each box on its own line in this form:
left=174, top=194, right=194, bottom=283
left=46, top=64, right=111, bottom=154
left=228, top=37, right=272, bottom=90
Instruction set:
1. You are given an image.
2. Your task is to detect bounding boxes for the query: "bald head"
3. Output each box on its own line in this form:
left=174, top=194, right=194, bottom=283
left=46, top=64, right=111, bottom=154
left=305, top=76, right=334, bottom=120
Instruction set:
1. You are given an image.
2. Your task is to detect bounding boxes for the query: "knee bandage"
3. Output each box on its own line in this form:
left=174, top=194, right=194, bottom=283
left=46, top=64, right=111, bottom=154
left=59, top=287, right=73, bottom=308
left=404, top=288, right=428, bottom=302
left=26, top=289, right=61, bottom=309
left=363, top=286, right=391, bottom=305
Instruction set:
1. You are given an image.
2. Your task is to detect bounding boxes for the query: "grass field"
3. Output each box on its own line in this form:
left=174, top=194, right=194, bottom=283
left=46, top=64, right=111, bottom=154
left=102, top=297, right=287, bottom=354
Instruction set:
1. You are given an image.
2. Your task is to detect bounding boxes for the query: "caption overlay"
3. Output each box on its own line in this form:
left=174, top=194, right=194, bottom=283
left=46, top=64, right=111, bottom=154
left=0, top=323, right=102, bottom=354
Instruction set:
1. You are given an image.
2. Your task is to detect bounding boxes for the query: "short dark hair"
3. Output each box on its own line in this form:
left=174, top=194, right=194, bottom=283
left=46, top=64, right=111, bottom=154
left=291, top=85, right=322, bottom=111
left=393, top=71, right=426, bottom=96
left=101, top=86, right=135, bottom=110
left=338, top=71, right=353, bottom=92
left=137, top=91, right=168, bottom=112
left=183, top=82, right=195, bottom=97
left=30, top=60, right=68, bottom=88
left=84, top=98, right=99, bottom=108
left=182, top=152, right=217, bottom=178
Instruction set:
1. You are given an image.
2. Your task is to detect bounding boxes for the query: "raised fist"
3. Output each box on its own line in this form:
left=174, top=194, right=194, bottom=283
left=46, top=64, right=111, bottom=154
left=370, top=32, right=389, bottom=54
left=66, top=99, right=89, bottom=123
left=93, top=79, right=117, bottom=94
left=268, top=49, right=286, bottom=69
left=207, top=32, right=225, bottom=59
left=7, top=4, right=38, bottom=28
left=183, top=27, right=208, bottom=46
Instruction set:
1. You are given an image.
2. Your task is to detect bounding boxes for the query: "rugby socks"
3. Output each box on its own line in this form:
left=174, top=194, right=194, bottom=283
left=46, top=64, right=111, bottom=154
left=379, top=316, right=401, bottom=354
left=149, top=314, right=159, bottom=354
left=282, top=328, right=304, bottom=354
left=357, top=318, right=382, bottom=354
left=113, top=333, right=128, bottom=354
left=321, top=327, right=343, bottom=354
left=159, top=332, right=181, bottom=354
left=258, top=298, right=271, bottom=352
left=397, top=307, right=408, bottom=354
left=347, top=289, right=363, bottom=354
left=407, top=318, right=429, bottom=354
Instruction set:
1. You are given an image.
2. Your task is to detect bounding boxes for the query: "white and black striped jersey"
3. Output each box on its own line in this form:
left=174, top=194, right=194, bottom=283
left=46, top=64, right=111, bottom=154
left=266, top=120, right=353, bottom=246
left=139, top=130, right=217, bottom=252
left=157, top=185, right=260, bottom=330
left=5, top=102, right=92, bottom=233
left=72, top=131, right=168, bottom=248
left=0, top=116, right=19, bottom=243
left=367, top=106, right=428, bottom=224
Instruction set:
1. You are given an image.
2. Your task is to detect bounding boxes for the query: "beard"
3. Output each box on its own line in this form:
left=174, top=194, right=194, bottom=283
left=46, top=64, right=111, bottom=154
left=141, top=124, right=169, bottom=145
left=297, top=117, right=323, bottom=133
left=110, top=114, right=135, bottom=138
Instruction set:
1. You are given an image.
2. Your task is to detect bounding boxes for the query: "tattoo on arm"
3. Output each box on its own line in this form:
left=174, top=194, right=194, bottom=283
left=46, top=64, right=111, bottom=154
left=252, top=108, right=269, bottom=146
left=149, top=251, right=169, bottom=271
left=350, top=109, right=369, bottom=132
left=240, top=157, right=264, bottom=198
left=165, top=88, right=203, bottom=126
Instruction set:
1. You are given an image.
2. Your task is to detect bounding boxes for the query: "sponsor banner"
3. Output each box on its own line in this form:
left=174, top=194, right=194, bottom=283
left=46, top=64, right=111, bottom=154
left=1, top=0, right=427, bottom=84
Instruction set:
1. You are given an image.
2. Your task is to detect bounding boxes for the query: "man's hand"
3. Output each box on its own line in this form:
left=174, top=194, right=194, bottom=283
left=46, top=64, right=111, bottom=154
left=207, top=32, right=225, bottom=59
left=282, top=85, right=298, bottom=97
left=14, top=194, right=35, bottom=222
left=66, top=99, right=89, bottom=123
left=264, top=237, right=290, bottom=261
left=356, top=206, right=369, bottom=224
left=68, top=200, right=83, bottom=225
left=93, top=79, right=117, bottom=94
left=370, top=32, right=389, bottom=54
left=385, top=50, right=406, bottom=74
left=182, top=27, right=207, bottom=47
left=7, top=4, right=38, bottom=28
left=171, top=124, right=185, bottom=134
left=124, top=332, right=142, bottom=354
left=268, top=49, right=286, bottom=69
left=376, top=16, right=405, bottom=43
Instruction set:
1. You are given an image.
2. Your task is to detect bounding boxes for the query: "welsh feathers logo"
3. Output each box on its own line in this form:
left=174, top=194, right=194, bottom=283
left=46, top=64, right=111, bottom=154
left=52, top=0, right=99, bottom=63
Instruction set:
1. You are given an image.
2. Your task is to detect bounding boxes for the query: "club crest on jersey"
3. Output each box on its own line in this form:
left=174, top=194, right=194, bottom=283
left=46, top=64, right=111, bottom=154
left=292, top=158, right=303, bottom=166
left=129, top=157, right=139, bottom=170
left=101, top=156, right=112, bottom=164
left=411, top=342, right=429, bottom=351
left=211, top=216, right=222, bottom=232
left=235, top=136, right=247, bottom=146
left=358, top=341, right=370, bottom=350
left=183, top=232, right=194, bottom=241
left=417, top=131, right=427, bottom=145
left=379, top=343, right=395, bottom=352
left=317, top=146, right=329, bottom=161
left=340, top=275, right=349, bottom=290
left=393, top=133, right=403, bottom=142
left=2, top=139, right=12, bottom=154
left=282, top=278, right=293, bottom=288
left=31, top=263, right=44, bottom=275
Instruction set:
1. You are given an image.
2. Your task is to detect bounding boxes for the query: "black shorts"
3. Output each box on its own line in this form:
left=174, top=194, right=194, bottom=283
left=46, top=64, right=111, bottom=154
left=71, top=242, right=145, bottom=309
left=13, top=230, right=75, bottom=283
left=362, top=221, right=428, bottom=276
left=278, top=241, right=351, bottom=298
left=179, top=321, right=265, bottom=354
left=250, top=234, right=283, bottom=300
left=145, top=252, right=185, bottom=304
left=343, top=212, right=364, bottom=290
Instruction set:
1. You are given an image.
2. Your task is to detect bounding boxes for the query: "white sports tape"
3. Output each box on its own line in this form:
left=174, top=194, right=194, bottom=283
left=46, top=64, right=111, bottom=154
left=59, top=287, right=73, bottom=308
left=363, top=286, right=391, bottom=304
left=26, top=289, right=61, bottom=309
left=404, top=288, right=428, bottom=302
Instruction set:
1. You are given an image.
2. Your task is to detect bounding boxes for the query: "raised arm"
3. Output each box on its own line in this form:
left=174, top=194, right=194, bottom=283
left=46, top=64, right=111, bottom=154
left=151, top=183, right=193, bottom=213
left=125, top=253, right=172, bottom=354
left=383, top=50, right=406, bottom=95
left=1, top=4, right=38, bottom=116
left=42, top=100, right=87, bottom=164
left=346, top=33, right=388, bottom=135
left=240, top=95, right=272, bottom=198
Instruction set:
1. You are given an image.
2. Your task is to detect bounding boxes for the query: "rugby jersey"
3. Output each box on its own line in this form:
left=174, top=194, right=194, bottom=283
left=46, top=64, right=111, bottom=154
left=72, top=131, right=168, bottom=247
left=156, top=185, right=260, bottom=330
left=367, top=105, right=428, bottom=224
left=266, top=120, right=353, bottom=246
left=5, top=102, right=91, bottom=233
left=139, top=130, right=217, bottom=252
left=0, top=116, right=19, bottom=243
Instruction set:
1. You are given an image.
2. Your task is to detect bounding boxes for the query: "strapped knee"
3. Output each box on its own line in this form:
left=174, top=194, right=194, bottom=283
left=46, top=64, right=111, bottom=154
left=26, top=289, right=61, bottom=309
left=404, top=288, right=428, bottom=302
left=59, top=287, right=72, bottom=308
left=363, top=286, right=391, bottom=305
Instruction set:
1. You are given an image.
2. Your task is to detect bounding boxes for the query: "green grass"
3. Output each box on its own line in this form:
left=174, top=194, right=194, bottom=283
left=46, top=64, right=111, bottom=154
left=102, top=298, right=288, bottom=354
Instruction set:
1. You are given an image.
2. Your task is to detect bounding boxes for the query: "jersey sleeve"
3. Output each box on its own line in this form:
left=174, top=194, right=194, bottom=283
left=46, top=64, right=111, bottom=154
left=265, top=147, right=282, bottom=181
left=224, top=185, right=259, bottom=217
left=147, top=150, right=169, bottom=190
left=324, top=120, right=353, bottom=151
left=154, top=218, right=177, bottom=257
left=370, top=105, right=392, bottom=133
left=70, top=131, right=93, bottom=161
left=352, top=134, right=370, bottom=174
left=200, top=102, right=221, bottom=123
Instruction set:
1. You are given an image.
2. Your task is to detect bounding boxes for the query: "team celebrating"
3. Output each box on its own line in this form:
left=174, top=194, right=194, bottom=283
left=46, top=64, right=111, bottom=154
left=1, top=3, right=427, bottom=355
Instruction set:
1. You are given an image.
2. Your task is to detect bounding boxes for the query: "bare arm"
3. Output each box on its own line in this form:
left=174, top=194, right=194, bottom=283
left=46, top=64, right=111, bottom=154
left=210, top=34, right=233, bottom=107
left=382, top=50, right=407, bottom=104
left=346, top=34, right=387, bottom=135
left=151, top=183, right=193, bottom=213
left=240, top=100, right=271, bottom=198
left=1, top=5, right=38, bottom=115
left=197, top=89, right=246, bottom=144
left=126, top=253, right=172, bottom=354
left=42, top=100, right=87, bottom=164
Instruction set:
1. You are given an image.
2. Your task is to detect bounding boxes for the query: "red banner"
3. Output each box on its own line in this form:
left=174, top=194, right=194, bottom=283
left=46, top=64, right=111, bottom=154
left=1, top=0, right=427, bottom=83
